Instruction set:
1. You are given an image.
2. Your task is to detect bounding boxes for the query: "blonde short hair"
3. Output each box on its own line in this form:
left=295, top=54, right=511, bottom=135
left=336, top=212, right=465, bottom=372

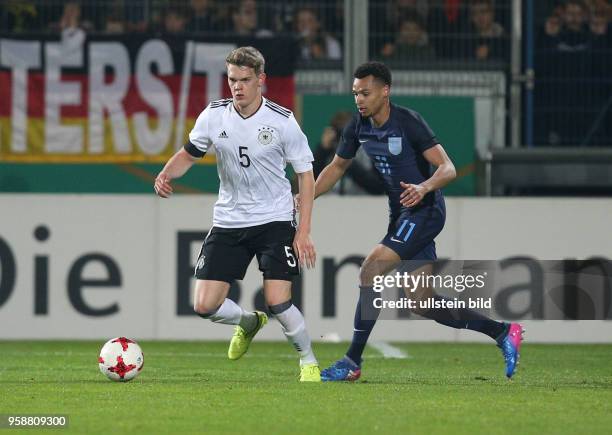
left=225, top=46, right=265, bottom=75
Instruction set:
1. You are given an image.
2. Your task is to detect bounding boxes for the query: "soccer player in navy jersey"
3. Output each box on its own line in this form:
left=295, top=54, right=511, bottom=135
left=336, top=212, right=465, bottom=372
left=312, top=61, right=523, bottom=381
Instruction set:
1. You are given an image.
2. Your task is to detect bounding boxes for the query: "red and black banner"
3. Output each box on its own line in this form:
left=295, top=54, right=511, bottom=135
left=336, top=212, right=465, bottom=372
left=0, top=34, right=299, bottom=162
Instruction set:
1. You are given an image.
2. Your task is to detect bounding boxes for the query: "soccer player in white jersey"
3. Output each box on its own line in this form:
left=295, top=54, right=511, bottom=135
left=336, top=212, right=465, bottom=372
left=154, top=46, right=321, bottom=382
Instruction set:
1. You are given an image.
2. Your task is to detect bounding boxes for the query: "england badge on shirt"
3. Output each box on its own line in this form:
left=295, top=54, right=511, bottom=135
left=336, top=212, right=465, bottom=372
left=388, top=137, right=402, bottom=155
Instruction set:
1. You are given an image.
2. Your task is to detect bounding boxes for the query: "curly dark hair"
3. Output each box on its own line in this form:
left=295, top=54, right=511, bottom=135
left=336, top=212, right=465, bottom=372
left=353, top=61, right=392, bottom=87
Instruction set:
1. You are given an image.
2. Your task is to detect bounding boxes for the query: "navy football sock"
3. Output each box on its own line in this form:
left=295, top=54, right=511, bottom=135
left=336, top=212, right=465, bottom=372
left=425, top=295, right=507, bottom=340
left=346, top=286, right=380, bottom=366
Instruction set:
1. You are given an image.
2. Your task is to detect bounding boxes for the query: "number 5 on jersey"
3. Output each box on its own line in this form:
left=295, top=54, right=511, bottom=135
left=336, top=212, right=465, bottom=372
left=239, top=146, right=251, bottom=167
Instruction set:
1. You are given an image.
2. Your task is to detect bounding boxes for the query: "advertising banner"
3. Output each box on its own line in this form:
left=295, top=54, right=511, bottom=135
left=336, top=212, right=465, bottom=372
left=1, top=195, right=611, bottom=342
left=0, top=35, right=298, bottom=163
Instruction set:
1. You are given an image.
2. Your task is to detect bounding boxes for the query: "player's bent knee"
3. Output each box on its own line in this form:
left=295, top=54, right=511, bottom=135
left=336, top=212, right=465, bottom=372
left=268, top=300, right=292, bottom=315
left=193, top=301, right=220, bottom=317
left=192, top=280, right=230, bottom=316
left=359, top=263, right=378, bottom=287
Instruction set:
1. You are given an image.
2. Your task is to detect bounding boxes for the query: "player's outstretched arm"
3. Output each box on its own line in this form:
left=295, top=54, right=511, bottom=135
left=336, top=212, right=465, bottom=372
left=400, top=144, right=456, bottom=208
left=294, top=170, right=316, bottom=269
left=154, top=148, right=198, bottom=198
left=314, top=155, right=352, bottom=199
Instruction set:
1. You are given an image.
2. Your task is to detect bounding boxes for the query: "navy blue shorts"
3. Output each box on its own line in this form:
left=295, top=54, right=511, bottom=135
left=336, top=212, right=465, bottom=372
left=381, top=200, right=446, bottom=261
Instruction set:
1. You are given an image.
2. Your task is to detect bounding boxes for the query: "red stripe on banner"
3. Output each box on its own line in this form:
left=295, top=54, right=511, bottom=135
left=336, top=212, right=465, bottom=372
left=0, top=71, right=11, bottom=117
left=0, top=71, right=294, bottom=118
left=445, top=0, right=461, bottom=23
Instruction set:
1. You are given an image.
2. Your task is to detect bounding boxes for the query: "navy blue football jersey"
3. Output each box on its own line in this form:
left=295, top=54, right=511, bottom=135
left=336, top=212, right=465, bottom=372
left=336, top=103, right=444, bottom=216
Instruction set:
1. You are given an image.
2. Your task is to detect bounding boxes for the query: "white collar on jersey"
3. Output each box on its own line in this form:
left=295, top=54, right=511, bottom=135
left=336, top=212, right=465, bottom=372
left=232, top=96, right=264, bottom=120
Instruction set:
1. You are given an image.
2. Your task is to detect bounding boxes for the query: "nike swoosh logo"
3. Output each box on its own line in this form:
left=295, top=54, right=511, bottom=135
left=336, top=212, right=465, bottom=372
left=390, top=237, right=404, bottom=243
left=359, top=139, right=368, bottom=143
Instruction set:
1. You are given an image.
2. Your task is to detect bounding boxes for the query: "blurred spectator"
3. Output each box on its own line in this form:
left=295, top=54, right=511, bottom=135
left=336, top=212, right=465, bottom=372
left=269, top=3, right=296, bottom=33
left=312, top=111, right=351, bottom=179
left=538, top=4, right=565, bottom=52
left=56, top=1, right=93, bottom=32
left=188, top=0, right=221, bottom=33
left=385, top=0, right=429, bottom=28
left=380, top=13, right=436, bottom=61
left=467, top=0, right=507, bottom=60
left=589, top=1, right=611, bottom=38
left=105, top=0, right=125, bottom=34
left=231, top=0, right=273, bottom=37
left=557, top=0, right=590, bottom=49
left=535, top=0, right=602, bottom=146
left=295, top=7, right=342, bottom=60
left=163, top=6, right=189, bottom=35
left=1, top=1, right=38, bottom=32
left=427, top=0, right=470, bottom=59
left=60, top=2, right=81, bottom=30
left=371, top=0, right=429, bottom=56
left=323, top=0, right=344, bottom=42
left=436, top=0, right=467, bottom=27
left=57, top=1, right=89, bottom=49
left=213, top=1, right=233, bottom=32
left=313, top=112, right=384, bottom=195
left=545, top=10, right=563, bottom=38
left=122, top=0, right=147, bottom=32
left=589, top=1, right=612, bottom=146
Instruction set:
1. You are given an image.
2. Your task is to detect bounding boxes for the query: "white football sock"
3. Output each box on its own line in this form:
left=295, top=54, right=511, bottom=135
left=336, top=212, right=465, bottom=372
left=207, top=298, right=243, bottom=325
left=273, top=305, right=317, bottom=366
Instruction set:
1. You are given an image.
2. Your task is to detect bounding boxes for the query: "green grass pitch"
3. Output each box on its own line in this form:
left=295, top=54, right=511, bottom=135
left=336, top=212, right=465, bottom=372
left=1, top=341, right=612, bottom=434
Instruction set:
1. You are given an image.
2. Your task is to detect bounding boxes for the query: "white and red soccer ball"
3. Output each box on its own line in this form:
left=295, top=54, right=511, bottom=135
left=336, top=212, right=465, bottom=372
left=98, top=337, right=144, bottom=382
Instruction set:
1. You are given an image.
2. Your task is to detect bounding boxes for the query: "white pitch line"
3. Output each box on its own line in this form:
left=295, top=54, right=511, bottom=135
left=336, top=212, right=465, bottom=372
left=368, top=341, right=410, bottom=359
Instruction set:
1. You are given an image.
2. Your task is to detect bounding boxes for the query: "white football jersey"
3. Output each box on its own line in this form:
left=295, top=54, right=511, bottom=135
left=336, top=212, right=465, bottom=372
left=186, top=97, right=314, bottom=228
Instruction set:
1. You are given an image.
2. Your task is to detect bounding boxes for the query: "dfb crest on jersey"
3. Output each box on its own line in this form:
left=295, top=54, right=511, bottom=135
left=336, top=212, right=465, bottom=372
left=388, top=137, right=402, bottom=155
left=196, top=256, right=206, bottom=270
left=257, top=126, right=274, bottom=145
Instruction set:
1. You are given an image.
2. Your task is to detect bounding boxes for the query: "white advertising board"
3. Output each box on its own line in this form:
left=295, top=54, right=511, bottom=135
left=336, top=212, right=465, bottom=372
left=1, top=195, right=611, bottom=342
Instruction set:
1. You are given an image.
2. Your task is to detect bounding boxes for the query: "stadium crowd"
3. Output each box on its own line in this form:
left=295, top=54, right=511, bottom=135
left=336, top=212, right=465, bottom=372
left=0, top=0, right=515, bottom=62
left=535, top=0, right=612, bottom=146
left=1, top=0, right=610, bottom=146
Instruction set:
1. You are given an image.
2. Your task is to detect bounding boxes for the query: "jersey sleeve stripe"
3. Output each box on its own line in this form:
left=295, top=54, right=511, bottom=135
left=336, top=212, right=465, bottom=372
left=209, top=99, right=232, bottom=108
left=265, top=100, right=291, bottom=115
left=265, top=103, right=291, bottom=118
left=266, top=100, right=290, bottom=112
left=184, top=140, right=206, bottom=158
